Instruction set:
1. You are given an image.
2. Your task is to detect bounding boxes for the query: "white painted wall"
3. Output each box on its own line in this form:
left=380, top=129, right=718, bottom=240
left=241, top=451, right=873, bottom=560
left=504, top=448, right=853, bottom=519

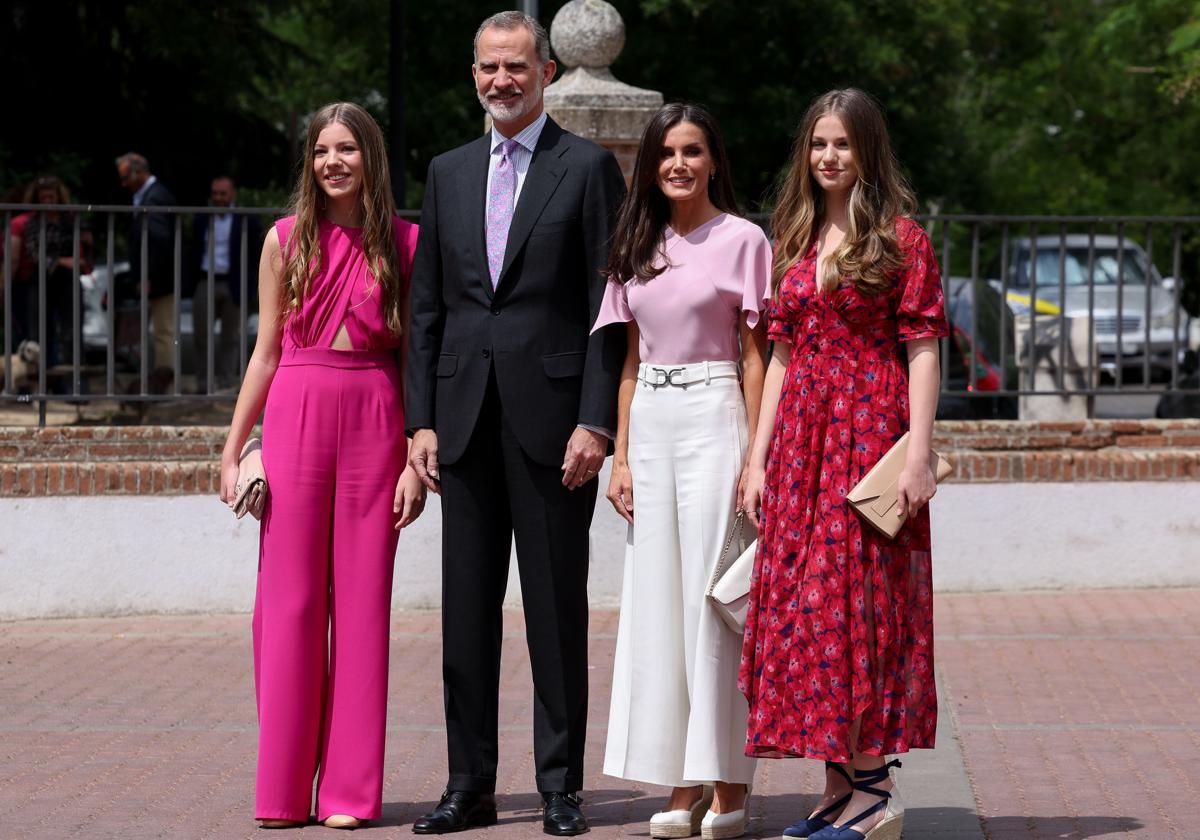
left=928, top=481, right=1200, bottom=590
left=1, top=464, right=1197, bottom=619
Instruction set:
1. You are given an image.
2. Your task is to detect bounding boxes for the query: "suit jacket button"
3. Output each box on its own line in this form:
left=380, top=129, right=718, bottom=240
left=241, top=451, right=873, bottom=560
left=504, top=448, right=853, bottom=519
left=482, top=348, right=491, bottom=358
left=491, top=306, right=501, bottom=315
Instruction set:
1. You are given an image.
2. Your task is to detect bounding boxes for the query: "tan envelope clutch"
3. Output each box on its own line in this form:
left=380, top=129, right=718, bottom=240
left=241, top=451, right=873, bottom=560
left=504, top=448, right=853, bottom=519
left=846, top=431, right=953, bottom=539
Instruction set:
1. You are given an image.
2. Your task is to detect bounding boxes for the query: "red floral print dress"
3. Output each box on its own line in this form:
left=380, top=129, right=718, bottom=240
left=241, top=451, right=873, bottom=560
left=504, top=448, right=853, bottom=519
left=739, top=217, right=949, bottom=762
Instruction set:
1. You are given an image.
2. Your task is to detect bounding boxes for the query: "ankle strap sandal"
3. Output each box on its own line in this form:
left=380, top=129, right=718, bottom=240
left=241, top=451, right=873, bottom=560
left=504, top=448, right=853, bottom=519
left=808, top=760, right=904, bottom=840
left=782, top=761, right=854, bottom=838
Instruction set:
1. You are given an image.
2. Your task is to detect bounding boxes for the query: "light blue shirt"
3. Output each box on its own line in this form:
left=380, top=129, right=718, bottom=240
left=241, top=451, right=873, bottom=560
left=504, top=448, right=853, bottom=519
left=200, top=208, right=234, bottom=275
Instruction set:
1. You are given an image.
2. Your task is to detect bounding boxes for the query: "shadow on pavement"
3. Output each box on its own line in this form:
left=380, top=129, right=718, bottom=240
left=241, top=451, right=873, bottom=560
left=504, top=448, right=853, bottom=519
left=751, top=802, right=982, bottom=839
left=984, top=814, right=1144, bottom=837
left=905, top=805, right=986, bottom=837
left=378, top=788, right=652, bottom=830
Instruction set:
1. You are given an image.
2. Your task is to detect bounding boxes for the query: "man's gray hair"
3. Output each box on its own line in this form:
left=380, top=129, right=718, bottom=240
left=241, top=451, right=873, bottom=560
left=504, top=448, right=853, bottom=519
left=473, top=11, right=550, bottom=64
left=115, top=152, right=149, bottom=173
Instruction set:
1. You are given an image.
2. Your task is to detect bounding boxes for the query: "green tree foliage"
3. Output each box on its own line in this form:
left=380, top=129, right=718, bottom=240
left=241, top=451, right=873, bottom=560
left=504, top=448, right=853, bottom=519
left=611, top=0, right=972, bottom=212
left=1165, top=3, right=1200, bottom=101
left=3, top=0, right=1198, bottom=219
left=2, top=1, right=297, bottom=203
left=254, top=0, right=499, bottom=208
left=955, top=0, right=1200, bottom=215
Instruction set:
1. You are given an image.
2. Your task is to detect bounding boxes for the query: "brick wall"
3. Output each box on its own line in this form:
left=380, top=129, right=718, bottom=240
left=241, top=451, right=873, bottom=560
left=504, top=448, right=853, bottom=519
left=0, top=420, right=1197, bottom=497
left=934, top=419, right=1200, bottom=482
left=0, top=427, right=225, bottom=496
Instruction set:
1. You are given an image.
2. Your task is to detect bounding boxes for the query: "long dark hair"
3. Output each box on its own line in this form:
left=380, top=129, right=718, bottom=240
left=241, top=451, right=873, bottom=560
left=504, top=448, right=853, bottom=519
left=605, top=103, right=739, bottom=283
left=771, top=88, right=915, bottom=294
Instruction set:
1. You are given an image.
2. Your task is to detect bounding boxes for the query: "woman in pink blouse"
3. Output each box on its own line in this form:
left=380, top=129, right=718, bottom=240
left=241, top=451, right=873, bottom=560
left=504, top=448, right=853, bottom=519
left=593, top=103, right=769, bottom=840
left=219, top=102, right=426, bottom=830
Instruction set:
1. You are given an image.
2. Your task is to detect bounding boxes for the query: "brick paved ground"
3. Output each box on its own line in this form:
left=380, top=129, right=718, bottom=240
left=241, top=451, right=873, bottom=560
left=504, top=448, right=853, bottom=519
left=936, top=589, right=1200, bottom=840
left=1, top=590, right=1195, bottom=839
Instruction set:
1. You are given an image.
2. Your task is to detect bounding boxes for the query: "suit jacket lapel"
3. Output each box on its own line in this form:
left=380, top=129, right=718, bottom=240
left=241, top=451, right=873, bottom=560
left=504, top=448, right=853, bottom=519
left=454, top=135, right=492, bottom=298
left=497, top=119, right=567, bottom=290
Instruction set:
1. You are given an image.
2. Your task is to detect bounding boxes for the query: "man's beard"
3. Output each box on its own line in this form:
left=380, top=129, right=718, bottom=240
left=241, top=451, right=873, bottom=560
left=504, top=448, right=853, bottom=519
left=478, top=83, right=540, bottom=123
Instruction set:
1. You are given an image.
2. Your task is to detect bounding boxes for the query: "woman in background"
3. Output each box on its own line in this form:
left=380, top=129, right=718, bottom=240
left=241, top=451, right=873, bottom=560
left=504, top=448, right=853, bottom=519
left=7, top=175, right=93, bottom=374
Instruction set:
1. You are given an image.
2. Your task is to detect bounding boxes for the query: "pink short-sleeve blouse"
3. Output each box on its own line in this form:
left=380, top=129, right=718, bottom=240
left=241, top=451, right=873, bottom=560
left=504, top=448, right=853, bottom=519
left=591, top=213, right=772, bottom=364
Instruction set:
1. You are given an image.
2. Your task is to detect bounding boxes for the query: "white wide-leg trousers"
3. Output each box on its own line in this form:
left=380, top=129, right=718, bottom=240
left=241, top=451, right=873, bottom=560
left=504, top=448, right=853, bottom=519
left=603, top=361, right=758, bottom=787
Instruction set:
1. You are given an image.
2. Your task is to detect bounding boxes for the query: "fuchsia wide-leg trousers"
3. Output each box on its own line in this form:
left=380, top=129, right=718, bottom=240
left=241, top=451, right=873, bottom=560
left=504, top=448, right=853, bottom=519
left=253, top=347, right=406, bottom=822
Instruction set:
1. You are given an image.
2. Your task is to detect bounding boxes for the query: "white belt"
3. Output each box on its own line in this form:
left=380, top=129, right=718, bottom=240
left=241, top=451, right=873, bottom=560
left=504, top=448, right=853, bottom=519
left=637, top=360, right=741, bottom=389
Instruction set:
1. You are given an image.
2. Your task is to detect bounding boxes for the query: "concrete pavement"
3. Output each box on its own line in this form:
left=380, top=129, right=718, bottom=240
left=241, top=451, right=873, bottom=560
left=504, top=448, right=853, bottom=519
left=1, top=589, right=1196, bottom=838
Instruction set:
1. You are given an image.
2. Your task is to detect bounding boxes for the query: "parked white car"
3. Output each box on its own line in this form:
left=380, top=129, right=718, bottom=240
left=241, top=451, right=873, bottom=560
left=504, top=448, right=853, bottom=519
left=992, top=235, right=1191, bottom=378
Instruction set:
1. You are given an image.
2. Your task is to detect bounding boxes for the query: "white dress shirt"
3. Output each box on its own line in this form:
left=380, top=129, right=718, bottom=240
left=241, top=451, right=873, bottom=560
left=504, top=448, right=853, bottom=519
left=132, top=175, right=158, bottom=207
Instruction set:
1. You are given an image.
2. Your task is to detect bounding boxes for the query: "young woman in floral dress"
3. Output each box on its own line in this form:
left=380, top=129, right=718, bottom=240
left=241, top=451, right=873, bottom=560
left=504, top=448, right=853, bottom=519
left=740, top=88, right=948, bottom=840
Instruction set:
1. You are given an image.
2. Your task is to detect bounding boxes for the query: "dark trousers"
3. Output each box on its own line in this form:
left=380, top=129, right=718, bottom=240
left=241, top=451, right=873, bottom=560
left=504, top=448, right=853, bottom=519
left=43, top=267, right=76, bottom=370
left=192, top=274, right=240, bottom=390
left=438, top=372, right=596, bottom=794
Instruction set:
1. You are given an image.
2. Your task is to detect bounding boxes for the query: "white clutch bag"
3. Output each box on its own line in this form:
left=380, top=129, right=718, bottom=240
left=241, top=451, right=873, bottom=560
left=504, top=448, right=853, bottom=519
left=706, top=512, right=757, bottom=635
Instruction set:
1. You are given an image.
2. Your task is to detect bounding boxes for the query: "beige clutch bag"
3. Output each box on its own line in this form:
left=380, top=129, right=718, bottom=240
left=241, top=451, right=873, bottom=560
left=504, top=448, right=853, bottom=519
left=846, top=431, right=953, bottom=539
left=232, top=438, right=267, bottom=521
left=706, top=512, right=757, bottom=635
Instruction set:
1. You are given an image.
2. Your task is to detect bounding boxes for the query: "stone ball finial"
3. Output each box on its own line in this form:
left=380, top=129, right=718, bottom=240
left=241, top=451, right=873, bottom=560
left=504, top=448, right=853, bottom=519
left=550, top=0, right=625, bottom=69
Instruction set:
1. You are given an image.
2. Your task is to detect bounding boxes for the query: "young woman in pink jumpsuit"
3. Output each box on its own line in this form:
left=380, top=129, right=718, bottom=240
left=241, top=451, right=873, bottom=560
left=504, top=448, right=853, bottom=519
left=219, top=102, right=426, bottom=830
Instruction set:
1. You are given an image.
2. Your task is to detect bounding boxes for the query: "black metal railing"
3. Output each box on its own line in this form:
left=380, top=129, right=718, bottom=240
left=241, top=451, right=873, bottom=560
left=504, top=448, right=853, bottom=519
left=3, top=206, right=1198, bottom=423
left=747, top=212, right=1200, bottom=419
left=2, top=204, right=420, bottom=423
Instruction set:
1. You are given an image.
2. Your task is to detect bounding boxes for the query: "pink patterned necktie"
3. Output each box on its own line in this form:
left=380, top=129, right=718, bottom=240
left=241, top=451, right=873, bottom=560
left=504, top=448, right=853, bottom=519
left=486, top=139, right=519, bottom=288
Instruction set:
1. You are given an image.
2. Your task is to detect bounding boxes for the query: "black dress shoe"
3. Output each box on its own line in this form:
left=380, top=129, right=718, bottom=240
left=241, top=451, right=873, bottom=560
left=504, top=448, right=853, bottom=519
left=411, top=790, right=497, bottom=834
left=542, top=792, right=588, bottom=836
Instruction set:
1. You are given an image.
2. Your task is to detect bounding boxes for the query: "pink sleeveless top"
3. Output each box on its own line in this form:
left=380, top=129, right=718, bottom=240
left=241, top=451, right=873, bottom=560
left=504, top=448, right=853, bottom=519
left=275, top=215, right=419, bottom=351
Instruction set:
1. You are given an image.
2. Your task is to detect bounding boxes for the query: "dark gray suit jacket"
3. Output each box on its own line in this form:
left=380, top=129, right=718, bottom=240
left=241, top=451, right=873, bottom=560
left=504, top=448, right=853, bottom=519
left=130, top=179, right=177, bottom=299
left=406, top=117, right=627, bottom=466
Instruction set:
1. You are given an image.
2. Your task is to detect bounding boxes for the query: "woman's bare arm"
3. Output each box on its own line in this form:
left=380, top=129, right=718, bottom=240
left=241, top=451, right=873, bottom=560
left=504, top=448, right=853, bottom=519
left=604, top=323, right=640, bottom=523
left=219, top=227, right=285, bottom=503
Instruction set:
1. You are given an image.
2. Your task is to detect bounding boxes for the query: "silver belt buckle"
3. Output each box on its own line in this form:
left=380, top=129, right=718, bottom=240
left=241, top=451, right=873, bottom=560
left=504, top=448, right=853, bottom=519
left=647, top=366, right=688, bottom=389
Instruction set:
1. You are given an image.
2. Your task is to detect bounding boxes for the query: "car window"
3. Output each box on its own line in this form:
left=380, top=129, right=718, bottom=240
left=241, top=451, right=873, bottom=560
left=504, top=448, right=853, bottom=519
left=1089, top=252, right=1147, bottom=285
left=1013, top=248, right=1149, bottom=287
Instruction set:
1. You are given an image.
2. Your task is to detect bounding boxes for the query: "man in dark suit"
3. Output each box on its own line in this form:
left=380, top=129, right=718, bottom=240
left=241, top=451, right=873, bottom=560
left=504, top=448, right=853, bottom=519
left=406, top=10, right=626, bottom=837
left=116, top=152, right=177, bottom=384
left=190, top=175, right=262, bottom=392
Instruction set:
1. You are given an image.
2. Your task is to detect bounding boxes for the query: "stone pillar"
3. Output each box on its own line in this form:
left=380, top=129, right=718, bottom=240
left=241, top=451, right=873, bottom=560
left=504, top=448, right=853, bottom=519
left=543, top=0, right=663, bottom=182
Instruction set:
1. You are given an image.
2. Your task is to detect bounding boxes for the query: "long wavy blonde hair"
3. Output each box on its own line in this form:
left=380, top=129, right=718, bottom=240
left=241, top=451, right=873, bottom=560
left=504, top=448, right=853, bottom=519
left=771, top=88, right=915, bottom=295
left=281, top=102, right=403, bottom=334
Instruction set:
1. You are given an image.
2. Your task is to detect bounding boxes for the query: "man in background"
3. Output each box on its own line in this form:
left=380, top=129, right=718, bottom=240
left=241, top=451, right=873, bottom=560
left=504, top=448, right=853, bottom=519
left=116, top=152, right=176, bottom=388
left=191, top=175, right=261, bottom=392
